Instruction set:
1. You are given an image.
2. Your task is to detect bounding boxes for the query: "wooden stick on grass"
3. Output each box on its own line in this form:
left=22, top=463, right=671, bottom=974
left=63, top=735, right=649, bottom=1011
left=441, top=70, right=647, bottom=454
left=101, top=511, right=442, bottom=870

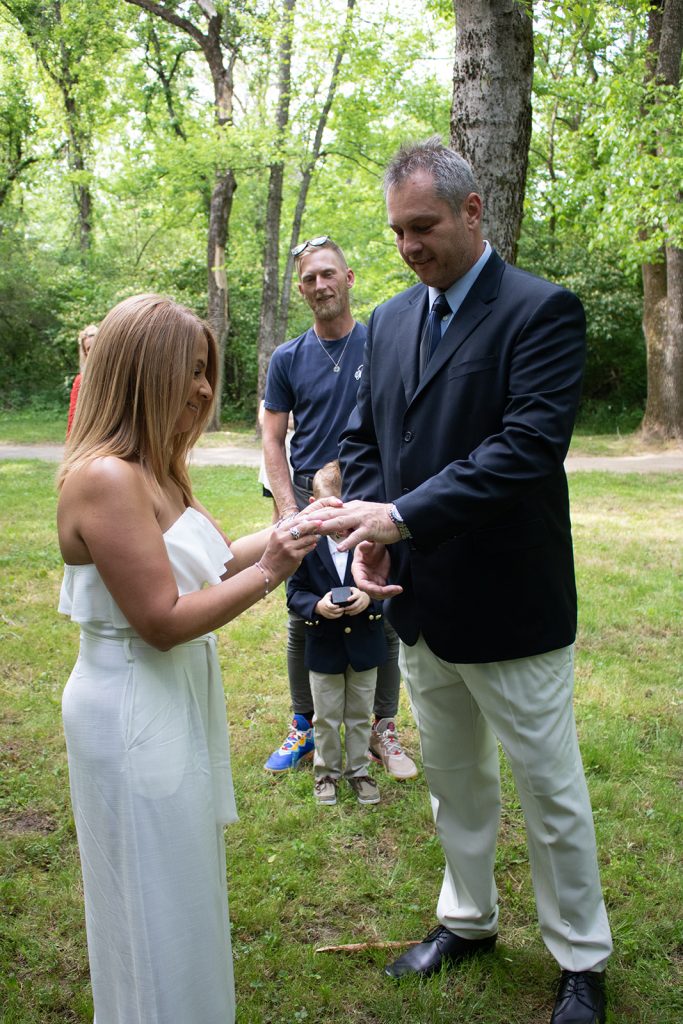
left=315, top=940, right=421, bottom=953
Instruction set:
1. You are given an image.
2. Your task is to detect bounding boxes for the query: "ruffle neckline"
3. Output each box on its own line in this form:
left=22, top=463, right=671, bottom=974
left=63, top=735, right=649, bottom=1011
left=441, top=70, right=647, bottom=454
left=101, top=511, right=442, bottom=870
left=59, top=507, right=233, bottom=628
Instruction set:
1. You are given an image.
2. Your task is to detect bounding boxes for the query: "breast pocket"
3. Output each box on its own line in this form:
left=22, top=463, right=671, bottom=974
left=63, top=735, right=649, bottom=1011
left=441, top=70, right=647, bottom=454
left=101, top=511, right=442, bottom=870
left=447, top=355, right=498, bottom=380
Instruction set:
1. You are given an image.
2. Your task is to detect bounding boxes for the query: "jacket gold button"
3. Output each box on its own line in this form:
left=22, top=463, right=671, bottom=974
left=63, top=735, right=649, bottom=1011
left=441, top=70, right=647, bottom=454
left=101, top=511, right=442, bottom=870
left=344, top=626, right=352, bottom=634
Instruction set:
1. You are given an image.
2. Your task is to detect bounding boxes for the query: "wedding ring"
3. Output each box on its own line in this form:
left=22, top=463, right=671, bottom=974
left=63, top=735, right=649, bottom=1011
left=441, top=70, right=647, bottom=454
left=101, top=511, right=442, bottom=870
left=289, top=526, right=301, bottom=540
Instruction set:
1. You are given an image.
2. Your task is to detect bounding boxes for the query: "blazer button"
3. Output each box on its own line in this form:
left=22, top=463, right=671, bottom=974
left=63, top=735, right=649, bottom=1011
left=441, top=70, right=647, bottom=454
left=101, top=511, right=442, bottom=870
left=344, top=626, right=352, bottom=634
left=403, top=430, right=413, bottom=442
left=377, top=614, right=382, bottom=619
left=402, top=487, right=410, bottom=494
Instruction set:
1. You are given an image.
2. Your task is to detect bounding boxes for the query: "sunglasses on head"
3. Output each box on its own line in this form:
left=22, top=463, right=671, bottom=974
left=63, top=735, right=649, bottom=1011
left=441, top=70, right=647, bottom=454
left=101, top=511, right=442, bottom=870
left=291, top=235, right=329, bottom=258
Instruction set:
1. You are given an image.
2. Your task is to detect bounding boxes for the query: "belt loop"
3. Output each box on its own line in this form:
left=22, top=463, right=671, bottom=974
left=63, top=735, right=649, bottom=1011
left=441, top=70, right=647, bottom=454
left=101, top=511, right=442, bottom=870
left=123, top=636, right=134, bottom=663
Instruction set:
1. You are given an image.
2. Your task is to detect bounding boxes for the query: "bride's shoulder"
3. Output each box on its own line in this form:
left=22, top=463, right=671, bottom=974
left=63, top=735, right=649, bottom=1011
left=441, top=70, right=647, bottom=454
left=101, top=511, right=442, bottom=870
left=63, top=456, right=150, bottom=507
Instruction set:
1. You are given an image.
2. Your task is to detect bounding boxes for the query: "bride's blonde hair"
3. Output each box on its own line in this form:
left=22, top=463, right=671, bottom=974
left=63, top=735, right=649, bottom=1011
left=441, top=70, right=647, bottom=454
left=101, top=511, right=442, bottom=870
left=58, top=294, right=218, bottom=504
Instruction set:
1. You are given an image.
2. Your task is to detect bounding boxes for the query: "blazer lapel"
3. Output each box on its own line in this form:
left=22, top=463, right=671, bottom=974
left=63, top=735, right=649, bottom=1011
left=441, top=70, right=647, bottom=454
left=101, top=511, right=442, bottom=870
left=393, top=285, right=429, bottom=407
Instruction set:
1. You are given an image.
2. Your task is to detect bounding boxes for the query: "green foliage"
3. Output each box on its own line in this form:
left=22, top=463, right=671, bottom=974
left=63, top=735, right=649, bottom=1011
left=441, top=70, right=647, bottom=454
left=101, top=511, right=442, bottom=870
left=0, top=0, right=664, bottom=427
left=573, top=402, right=645, bottom=438
left=0, top=48, right=39, bottom=209
left=518, top=221, right=646, bottom=407
left=530, top=0, right=682, bottom=267
left=0, top=233, right=73, bottom=406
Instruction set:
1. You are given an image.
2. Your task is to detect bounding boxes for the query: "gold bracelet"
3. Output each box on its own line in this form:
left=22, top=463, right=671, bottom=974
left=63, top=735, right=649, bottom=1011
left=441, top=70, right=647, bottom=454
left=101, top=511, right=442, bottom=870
left=254, top=561, right=271, bottom=598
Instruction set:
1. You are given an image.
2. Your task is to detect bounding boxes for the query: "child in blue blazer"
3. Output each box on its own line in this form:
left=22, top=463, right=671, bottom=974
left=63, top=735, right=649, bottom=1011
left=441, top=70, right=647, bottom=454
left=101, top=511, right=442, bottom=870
left=287, top=461, right=387, bottom=805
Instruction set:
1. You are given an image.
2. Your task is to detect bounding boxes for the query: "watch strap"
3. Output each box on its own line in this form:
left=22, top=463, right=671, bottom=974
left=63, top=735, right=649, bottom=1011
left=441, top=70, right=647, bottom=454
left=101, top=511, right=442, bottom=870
left=388, top=503, right=412, bottom=540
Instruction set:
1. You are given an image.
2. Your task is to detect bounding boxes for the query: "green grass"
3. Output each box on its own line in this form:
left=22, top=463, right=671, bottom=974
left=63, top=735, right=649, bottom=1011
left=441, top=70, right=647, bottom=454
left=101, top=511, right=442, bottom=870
left=0, top=407, right=257, bottom=447
left=1, top=463, right=682, bottom=1022
left=0, top=408, right=68, bottom=444
left=568, top=432, right=681, bottom=457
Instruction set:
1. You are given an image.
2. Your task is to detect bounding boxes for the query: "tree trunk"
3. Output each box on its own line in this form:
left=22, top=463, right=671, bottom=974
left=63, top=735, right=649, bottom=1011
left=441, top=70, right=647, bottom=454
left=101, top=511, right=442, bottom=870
left=63, top=92, right=92, bottom=252
left=143, top=24, right=188, bottom=140
left=640, top=0, right=683, bottom=441
left=276, top=0, right=356, bottom=346
left=7, top=0, right=94, bottom=252
left=277, top=164, right=314, bottom=345
left=206, top=169, right=237, bottom=431
left=450, top=0, right=533, bottom=264
left=256, top=0, right=295, bottom=419
left=642, top=251, right=683, bottom=439
left=54, top=6, right=92, bottom=252
left=124, top=0, right=238, bottom=430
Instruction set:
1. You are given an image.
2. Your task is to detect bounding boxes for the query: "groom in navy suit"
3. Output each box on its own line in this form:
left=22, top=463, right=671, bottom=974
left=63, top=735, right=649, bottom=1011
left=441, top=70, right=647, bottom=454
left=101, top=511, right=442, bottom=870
left=313, top=138, right=612, bottom=1024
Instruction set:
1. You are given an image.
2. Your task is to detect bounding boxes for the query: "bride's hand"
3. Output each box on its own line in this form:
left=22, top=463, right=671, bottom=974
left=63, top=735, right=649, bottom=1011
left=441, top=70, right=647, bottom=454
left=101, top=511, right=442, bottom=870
left=259, top=515, right=320, bottom=581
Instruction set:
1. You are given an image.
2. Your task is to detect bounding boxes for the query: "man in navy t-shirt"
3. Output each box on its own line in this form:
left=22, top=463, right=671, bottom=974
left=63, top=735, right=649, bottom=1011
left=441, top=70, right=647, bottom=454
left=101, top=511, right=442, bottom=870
left=262, top=237, right=417, bottom=781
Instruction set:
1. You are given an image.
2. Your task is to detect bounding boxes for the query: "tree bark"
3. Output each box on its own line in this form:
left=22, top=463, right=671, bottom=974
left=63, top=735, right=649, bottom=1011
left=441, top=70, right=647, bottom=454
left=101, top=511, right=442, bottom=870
left=207, top=169, right=237, bottom=430
left=3, top=0, right=94, bottom=251
left=62, top=86, right=92, bottom=253
left=450, top=0, right=533, bottom=264
left=52, top=2, right=93, bottom=252
left=124, top=0, right=238, bottom=430
left=256, top=0, right=296, bottom=418
left=142, top=23, right=188, bottom=140
left=641, top=0, right=683, bottom=441
left=275, top=0, right=356, bottom=345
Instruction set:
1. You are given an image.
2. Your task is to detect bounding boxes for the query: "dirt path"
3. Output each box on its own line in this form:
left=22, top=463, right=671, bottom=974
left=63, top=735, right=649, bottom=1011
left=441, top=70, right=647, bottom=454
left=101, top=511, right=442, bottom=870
left=1, top=442, right=681, bottom=473
left=0, top=442, right=261, bottom=468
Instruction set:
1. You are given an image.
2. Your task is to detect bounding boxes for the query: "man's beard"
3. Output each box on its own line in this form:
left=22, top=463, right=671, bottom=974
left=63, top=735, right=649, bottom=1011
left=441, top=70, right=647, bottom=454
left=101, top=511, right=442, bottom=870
left=309, top=292, right=346, bottom=321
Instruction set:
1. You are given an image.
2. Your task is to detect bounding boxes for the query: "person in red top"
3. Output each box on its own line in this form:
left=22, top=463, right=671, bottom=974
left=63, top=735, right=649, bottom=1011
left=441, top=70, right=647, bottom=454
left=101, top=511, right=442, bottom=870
left=67, top=324, right=98, bottom=435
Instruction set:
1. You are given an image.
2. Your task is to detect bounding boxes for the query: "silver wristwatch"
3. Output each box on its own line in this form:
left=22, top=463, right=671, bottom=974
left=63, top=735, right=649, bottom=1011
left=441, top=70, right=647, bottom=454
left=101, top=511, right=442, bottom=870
left=388, top=503, right=412, bottom=540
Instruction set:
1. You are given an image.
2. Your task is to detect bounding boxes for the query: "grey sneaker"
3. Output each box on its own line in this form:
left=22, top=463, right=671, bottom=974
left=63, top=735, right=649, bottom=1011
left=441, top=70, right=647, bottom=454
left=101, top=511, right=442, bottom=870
left=314, top=776, right=338, bottom=805
left=369, top=718, right=418, bottom=780
left=347, top=774, right=380, bottom=804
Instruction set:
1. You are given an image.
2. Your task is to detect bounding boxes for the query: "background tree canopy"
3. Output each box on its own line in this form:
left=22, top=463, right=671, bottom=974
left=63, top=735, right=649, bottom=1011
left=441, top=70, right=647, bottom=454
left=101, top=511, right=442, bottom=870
left=0, top=0, right=680, bottom=430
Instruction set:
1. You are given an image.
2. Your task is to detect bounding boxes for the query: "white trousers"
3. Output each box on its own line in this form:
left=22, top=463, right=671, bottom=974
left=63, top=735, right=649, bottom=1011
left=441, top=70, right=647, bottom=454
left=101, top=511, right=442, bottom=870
left=400, top=637, right=612, bottom=972
left=310, top=667, right=376, bottom=779
left=63, top=628, right=236, bottom=1024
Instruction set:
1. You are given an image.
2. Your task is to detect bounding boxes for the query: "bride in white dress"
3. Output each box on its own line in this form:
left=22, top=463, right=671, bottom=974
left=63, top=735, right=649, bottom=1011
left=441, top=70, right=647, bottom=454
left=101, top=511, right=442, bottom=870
left=57, top=294, right=323, bottom=1024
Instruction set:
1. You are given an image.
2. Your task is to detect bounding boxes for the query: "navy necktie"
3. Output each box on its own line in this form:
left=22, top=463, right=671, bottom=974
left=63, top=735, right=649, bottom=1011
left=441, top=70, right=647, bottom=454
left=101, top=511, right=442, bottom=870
left=426, top=292, right=451, bottom=362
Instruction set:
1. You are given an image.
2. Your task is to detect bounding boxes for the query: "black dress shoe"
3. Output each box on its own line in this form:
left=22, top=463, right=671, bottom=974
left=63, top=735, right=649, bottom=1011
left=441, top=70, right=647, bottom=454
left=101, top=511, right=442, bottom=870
left=550, top=970, right=606, bottom=1024
left=385, top=925, right=497, bottom=979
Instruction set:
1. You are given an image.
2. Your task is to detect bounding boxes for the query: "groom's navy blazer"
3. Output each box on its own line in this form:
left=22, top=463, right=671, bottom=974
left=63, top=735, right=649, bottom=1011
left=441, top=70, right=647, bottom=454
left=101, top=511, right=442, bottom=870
left=340, top=250, right=585, bottom=664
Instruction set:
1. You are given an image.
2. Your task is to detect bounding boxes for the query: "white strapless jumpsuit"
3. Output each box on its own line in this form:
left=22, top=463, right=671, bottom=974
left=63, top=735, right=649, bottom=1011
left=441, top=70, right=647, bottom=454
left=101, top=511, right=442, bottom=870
left=60, top=508, right=238, bottom=1024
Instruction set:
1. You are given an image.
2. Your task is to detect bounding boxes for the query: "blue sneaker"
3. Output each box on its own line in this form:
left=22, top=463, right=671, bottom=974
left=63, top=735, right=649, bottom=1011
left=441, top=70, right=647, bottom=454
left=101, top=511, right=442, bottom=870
left=264, top=715, right=315, bottom=773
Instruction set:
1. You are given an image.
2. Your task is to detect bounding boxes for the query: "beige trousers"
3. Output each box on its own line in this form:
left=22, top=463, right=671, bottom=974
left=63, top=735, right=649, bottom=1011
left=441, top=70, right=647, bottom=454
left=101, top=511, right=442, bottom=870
left=310, top=667, right=376, bottom=779
left=400, top=636, right=612, bottom=972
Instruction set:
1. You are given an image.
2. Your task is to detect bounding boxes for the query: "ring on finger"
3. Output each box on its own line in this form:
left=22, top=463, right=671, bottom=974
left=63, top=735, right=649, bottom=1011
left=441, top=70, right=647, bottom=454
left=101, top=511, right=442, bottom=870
left=289, top=526, right=301, bottom=540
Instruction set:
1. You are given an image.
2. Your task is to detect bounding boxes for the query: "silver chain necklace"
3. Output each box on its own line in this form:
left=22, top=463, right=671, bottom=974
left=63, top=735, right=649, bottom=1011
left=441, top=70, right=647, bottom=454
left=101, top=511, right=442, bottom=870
left=312, top=322, right=356, bottom=373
